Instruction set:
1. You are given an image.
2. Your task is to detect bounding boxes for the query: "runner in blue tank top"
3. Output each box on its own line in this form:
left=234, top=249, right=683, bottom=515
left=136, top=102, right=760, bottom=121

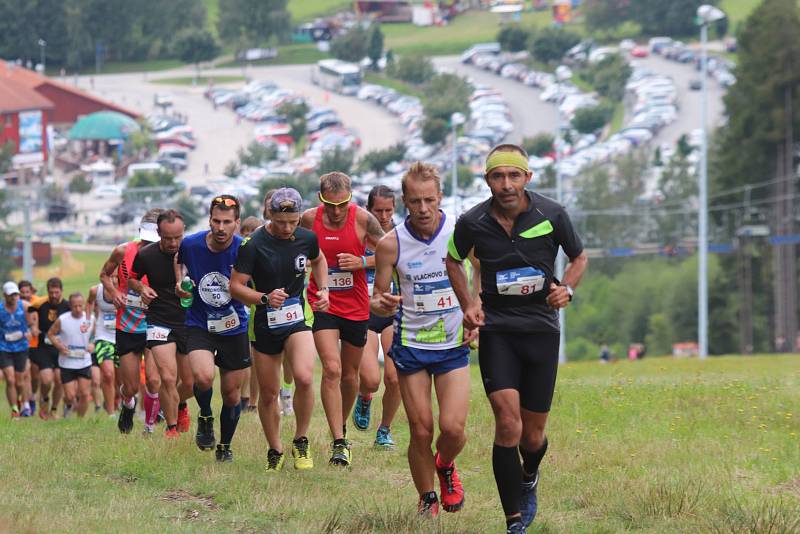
left=0, top=281, right=35, bottom=417
left=176, top=195, right=251, bottom=463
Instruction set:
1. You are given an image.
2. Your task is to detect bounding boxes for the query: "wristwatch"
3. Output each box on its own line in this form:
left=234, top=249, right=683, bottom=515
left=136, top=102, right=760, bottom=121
left=564, top=284, right=574, bottom=301
left=260, top=293, right=269, bottom=305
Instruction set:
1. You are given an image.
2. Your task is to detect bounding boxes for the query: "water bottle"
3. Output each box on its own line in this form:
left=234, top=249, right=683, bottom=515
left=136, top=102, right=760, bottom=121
left=180, top=276, right=194, bottom=308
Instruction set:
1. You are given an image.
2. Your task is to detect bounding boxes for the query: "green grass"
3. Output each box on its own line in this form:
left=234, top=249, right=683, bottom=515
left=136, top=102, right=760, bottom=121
left=217, top=44, right=327, bottom=68
left=11, top=250, right=108, bottom=297
left=1, top=355, right=799, bottom=532
left=289, top=0, right=351, bottom=23
left=202, top=0, right=219, bottom=33
left=92, top=59, right=185, bottom=76
left=364, top=72, right=424, bottom=99
left=150, top=75, right=245, bottom=86
left=608, top=100, right=625, bottom=135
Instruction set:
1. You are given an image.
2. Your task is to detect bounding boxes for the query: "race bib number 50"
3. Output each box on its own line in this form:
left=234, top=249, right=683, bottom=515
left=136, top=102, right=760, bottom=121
left=496, top=267, right=545, bottom=296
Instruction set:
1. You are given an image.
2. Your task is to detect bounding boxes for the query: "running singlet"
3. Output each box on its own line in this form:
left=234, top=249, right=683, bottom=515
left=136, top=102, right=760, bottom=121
left=93, top=284, right=116, bottom=344
left=394, top=212, right=463, bottom=350
left=177, top=231, right=248, bottom=336
left=131, top=241, right=185, bottom=329
left=116, top=241, right=147, bottom=334
left=56, top=311, right=92, bottom=370
left=0, top=300, right=29, bottom=352
left=308, top=204, right=369, bottom=321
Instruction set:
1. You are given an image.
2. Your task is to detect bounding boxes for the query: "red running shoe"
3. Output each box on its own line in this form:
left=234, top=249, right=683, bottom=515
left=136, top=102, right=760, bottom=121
left=165, top=427, right=180, bottom=439
left=418, top=491, right=439, bottom=518
left=177, top=405, right=190, bottom=433
left=435, top=452, right=465, bottom=512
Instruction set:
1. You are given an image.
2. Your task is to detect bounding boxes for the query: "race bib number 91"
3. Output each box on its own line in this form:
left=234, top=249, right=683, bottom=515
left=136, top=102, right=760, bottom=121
left=267, top=297, right=304, bottom=329
left=496, top=267, right=545, bottom=296
left=413, top=279, right=458, bottom=315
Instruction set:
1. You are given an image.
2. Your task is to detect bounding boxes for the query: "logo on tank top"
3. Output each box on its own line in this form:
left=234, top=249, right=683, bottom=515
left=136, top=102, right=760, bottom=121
left=294, top=254, right=308, bottom=273
left=324, top=236, right=339, bottom=241
left=198, top=272, right=232, bottom=307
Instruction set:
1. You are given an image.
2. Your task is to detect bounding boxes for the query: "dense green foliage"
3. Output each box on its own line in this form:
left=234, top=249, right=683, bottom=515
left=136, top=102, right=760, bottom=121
left=422, top=73, right=471, bottom=122
left=317, top=147, right=354, bottom=175
left=330, top=25, right=367, bottom=63
left=238, top=141, right=279, bottom=168
left=172, top=28, right=220, bottom=66
left=0, top=0, right=207, bottom=69
left=388, top=54, right=435, bottom=85
left=571, top=103, right=614, bottom=134
left=421, top=117, right=449, bottom=145
left=529, top=27, right=581, bottom=64
left=366, top=24, right=385, bottom=70
left=497, top=24, right=533, bottom=52
left=522, top=133, right=555, bottom=157
left=358, top=143, right=406, bottom=173
left=583, top=0, right=723, bottom=36
left=217, top=0, right=290, bottom=50
left=578, top=54, right=632, bottom=102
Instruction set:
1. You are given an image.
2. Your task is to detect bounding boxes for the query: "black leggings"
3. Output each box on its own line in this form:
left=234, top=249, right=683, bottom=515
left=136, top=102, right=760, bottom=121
left=478, top=331, right=560, bottom=412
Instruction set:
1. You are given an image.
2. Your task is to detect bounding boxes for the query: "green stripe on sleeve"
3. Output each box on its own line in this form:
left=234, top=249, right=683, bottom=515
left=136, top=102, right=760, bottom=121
left=447, top=233, right=464, bottom=261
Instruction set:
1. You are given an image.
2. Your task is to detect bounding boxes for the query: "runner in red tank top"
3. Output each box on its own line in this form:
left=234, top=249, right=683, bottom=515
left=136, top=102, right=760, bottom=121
left=300, top=171, right=385, bottom=467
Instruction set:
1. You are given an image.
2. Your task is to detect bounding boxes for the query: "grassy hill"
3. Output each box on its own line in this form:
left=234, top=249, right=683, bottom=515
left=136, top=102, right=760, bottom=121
left=1, top=355, right=798, bottom=532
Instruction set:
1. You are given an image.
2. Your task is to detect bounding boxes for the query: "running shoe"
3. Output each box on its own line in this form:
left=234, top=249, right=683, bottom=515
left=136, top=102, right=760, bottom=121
left=418, top=492, right=439, bottom=518
left=292, top=437, right=314, bottom=470
left=143, top=425, right=154, bottom=436
left=215, top=444, right=233, bottom=463
left=11, top=408, right=20, bottom=419
left=118, top=399, right=136, bottom=434
left=62, top=404, right=72, bottom=418
left=507, top=521, right=526, bottom=534
left=38, top=408, right=48, bottom=420
left=329, top=440, right=351, bottom=467
left=177, top=405, right=190, bottom=433
left=520, top=470, right=539, bottom=527
left=156, top=409, right=165, bottom=424
left=435, top=452, right=465, bottom=512
left=95, top=404, right=101, bottom=414
left=20, top=407, right=32, bottom=418
left=265, top=449, right=284, bottom=472
left=29, top=399, right=36, bottom=414
left=374, top=425, right=396, bottom=449
left=352, top=394, right=371, bottom=431
left=165, top=427, right=180, bottom=439
left=246, top=405, right=257, bottom=413
left=280, top=388, right=294, bottom=416
left=195, top=415, right=216, bottom=451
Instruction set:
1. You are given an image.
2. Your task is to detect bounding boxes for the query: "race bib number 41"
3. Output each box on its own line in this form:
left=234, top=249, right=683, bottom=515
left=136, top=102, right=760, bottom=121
left=413, top=280, right=458, bottom=315
left=267, top=297, right=304, bottom=329
left=496, top=267, right=545, bottom=296
left=207, top=307, right=241, bottom=333
left=329, top=269, right=354, bottom=291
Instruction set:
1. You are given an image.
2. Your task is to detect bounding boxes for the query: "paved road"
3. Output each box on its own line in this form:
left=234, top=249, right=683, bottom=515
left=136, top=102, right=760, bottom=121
left=434, top=54, right=726, bottom=147
left=80, top=64, right=405, bottom=186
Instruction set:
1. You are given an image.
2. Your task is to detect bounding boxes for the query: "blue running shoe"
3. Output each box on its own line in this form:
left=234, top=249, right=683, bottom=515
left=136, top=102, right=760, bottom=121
left=29, top=399, right=36, bottom=414
left=374, top=425, right=396, bottom=449
left=352, top=394, right=371, bottom=431
left=20, top=407, right=32, bottom=417
left=520, top=470, right=539, bottom=527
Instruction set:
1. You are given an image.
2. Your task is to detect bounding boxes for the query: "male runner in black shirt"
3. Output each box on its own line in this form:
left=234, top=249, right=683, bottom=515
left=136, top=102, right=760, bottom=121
left=129, top=209, right=194, bottom=437
left=29, top=277, right=70, bottom=419
left=447, top=144, right=588, bottom=533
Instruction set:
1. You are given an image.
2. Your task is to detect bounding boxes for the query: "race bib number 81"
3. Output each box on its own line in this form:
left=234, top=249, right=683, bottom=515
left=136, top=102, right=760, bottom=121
left=496, top=267, right=545, bottom=296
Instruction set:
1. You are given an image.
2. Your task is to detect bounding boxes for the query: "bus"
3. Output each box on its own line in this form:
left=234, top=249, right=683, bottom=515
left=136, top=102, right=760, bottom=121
left=311, top=59, right=362, bottom=96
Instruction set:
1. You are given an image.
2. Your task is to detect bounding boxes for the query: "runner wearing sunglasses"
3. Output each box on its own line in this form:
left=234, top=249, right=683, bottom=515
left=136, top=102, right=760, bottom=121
left=300, top=172, right=385, bottom=466
left=175, top=195, right=251, bottom=463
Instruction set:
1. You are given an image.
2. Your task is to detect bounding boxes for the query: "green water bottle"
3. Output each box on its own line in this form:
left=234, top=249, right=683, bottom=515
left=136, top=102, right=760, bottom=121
left=180, top=276, right=194, bottom=308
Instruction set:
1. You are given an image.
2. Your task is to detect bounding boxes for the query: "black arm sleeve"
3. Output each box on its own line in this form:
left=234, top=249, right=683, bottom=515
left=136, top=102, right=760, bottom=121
left=233, top=237, right=256, bottom=275
left=448, top=216, right=474, bottom=262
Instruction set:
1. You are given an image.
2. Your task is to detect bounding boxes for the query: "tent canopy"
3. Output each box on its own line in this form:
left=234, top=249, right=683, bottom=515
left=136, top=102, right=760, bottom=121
left=68, top=111, right=140, bottom=141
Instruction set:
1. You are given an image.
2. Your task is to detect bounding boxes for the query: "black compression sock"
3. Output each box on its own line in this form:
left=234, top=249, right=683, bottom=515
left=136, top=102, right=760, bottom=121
left=493, top=444, right=523, bottom=517
left=520, top=437, right=548, bottom=480
left=193, top=385, right=213, bottom=417
left=178, top=401, right=187, bottom=410
left=220, top=403, right=241, bottom=445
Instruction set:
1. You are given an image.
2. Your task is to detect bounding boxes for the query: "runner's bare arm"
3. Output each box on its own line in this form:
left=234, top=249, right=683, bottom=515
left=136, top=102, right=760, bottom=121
left=173, top=255, right=190, bottom=298
left=86, top=285, right=97, bottom=316
left=546, top=250, right=588, bottom=309
left=229, top=269, right=261, bottom=306
left=128, top=277, right=157, bottom=305
left=370, top=229, right=400, bottom=318
left=446, top=248, right=484, bottom=329
left=363, top=210, right=385, bottom=251
left=47, top=318, right=67, bottom=354
left=299, top=209, right=315, bottom=230
left=25, top=301, right=39, bottom=338
left=308, top=253, right=330, bottom=311
left=99, top=244, right=126, bottom=308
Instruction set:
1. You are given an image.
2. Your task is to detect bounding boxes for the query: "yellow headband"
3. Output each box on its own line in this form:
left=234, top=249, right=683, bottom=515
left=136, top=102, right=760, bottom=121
left=485, top=151, right=529, bottom=174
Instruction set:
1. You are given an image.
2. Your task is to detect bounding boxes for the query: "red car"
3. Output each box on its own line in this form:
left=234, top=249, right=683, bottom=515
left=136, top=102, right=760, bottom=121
left=631, top=46, right=649, bottom=58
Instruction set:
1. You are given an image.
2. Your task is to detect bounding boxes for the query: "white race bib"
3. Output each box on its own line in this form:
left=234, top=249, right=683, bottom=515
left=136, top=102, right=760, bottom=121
left=207, top=307, right=241, bottom=333
left=125, top=293, right=148, bottom=310
left=146, top=325, right=171, bottom=342
left=496, top=267, right=545, bottom=296
left=267, top=297, right=304, bottom=329
left=102, top=312, right=116, bottom=330
left=329, top=269, right=354, bottom=291
left=44, top=336, right=53, bottom=345
left=413, top=280, right=458, bottom=315
left=4, top=330, right=23, bottom=342
left=67, top=347, right=86, bottom=359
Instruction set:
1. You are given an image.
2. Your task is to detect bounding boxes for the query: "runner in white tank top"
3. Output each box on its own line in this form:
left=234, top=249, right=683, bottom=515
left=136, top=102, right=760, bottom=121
left=47, top=293, right=94, bottom=417
left=370, top=163, right=479, bottom=517
left=88, top=283, right=117, bottom=415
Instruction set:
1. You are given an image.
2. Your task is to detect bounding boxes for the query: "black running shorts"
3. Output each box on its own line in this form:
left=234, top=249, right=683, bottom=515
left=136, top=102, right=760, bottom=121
left=60, top=366, right=92, bottom=384
left=115, top=330, right=147, bottom=357
left=252, top=321, right=310, bottom=356
left=0, top=350, right=28, bottom=373
left=146, top=324, right=189, bottom=355
left=368, top=313, right=393, bottom=334
left=312, top=311, right=368, bottom=348
left=478, top=331, right=560, bottom=413
left=185, top=327, right=251, bottom=371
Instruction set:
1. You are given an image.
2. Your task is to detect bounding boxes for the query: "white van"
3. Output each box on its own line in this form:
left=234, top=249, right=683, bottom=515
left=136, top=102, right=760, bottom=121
left=461, top=43, right=501, bottom=64
left=127, top=162, right=165, bottom=178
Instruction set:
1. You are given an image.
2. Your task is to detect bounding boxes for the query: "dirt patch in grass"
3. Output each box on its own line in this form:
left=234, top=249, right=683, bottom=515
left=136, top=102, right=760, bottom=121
left=161, top=489, right=220, bottom=511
